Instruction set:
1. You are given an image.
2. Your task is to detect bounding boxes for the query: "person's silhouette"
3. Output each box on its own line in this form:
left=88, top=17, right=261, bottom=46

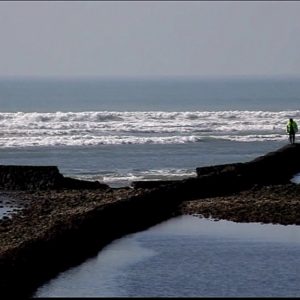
left=286, top=118, right=298, bottom=144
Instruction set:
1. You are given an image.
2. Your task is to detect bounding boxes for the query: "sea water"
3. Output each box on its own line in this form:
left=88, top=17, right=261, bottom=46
left=35, top=216, right=300, bottom=297
left=1, top=77, right=300, bottom=296
left=0, top=77, right=299, bottom=187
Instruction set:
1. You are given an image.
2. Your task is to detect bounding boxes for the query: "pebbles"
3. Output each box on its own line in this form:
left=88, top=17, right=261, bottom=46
left=0, top=188, right=141, bottom=252
left=180, top=183, right=300, bottom=225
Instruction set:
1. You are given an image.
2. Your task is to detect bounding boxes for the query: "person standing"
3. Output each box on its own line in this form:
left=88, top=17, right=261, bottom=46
left=286, top=118, right=298, bottom=144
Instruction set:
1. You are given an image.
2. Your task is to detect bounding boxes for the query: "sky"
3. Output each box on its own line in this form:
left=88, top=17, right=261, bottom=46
left=0, top=1, right=299, bottom=79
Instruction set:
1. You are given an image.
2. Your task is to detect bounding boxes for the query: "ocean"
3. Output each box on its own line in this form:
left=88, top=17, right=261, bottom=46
left=0, top=77, right=299, bottom=187
left=1, top=77, right=300, bottom=297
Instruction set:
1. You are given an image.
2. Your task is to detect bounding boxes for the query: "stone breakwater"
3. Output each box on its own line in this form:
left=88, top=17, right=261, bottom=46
left=0, top=165, right=109, bottom=190
left=0, top=187, right=184, bottom=298
left=1, top=144, right=300, bottom=297
left=180, top=183, right=300, bottom=225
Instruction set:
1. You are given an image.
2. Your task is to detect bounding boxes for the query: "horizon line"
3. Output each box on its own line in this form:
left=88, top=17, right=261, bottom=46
left=0, top=74, right=300, bottom=81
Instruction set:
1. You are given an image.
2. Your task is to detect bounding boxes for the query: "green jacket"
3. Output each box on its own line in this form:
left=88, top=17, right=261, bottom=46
left=287, top=120, right=298, bottom=134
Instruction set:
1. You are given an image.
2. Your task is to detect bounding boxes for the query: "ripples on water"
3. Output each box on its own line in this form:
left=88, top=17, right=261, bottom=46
left=35, top=216, right=300, bottom=297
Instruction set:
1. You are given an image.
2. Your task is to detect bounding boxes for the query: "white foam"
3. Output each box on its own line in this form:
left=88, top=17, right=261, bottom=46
left=71, top=168, right=197, bottom=187
left=0, top=110, right=298, bottom=147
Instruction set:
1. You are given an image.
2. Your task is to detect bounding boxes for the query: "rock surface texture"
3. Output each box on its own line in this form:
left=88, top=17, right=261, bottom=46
left=0, top=165, right=109, bottom=190
left=1, top=144, right=300, bottom=297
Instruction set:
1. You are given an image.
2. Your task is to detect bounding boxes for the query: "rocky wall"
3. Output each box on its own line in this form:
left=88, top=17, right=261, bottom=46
left=0, top=165, right=109, bottom=190
left=2, top=143, right=300, bottom=297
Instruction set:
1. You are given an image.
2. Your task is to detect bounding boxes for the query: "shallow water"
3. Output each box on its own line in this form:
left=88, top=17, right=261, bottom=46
left=35, top=215, right=300, bottom=297
left=0, top=194, right=22, bottom=219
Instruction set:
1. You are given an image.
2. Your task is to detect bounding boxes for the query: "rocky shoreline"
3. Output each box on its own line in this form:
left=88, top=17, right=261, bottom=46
left=180, top=183, right=300, bottom=225
left=1, top=144, right=300, bottom=297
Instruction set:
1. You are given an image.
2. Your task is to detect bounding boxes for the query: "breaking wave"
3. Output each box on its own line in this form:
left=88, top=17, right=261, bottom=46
left=0, top=110, right=298, bottom=148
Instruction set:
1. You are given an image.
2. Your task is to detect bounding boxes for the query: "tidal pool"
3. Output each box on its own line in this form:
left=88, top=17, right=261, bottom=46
left=35, top=215, right=300, bottom=297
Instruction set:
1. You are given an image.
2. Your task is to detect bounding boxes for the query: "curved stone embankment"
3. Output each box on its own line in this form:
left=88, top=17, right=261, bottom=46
left=133, top=143, right=300, bottom=191
left=1, top=144, right=300, bottom=297
left=180, top=183, right=300, bottom=225
left=0, top=185, right=184, bottom=298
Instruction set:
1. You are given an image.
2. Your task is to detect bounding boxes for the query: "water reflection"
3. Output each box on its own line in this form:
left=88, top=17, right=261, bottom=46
left=35, top=216, right=300, bottom=297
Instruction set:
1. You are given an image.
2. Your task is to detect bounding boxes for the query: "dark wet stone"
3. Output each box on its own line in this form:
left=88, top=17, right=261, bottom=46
left=1, top=144, right=300, bottom=298
left=0, top=165, right=110, bottom=191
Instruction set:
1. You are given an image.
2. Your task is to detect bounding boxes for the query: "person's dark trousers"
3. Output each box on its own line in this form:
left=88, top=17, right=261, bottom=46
left=289, top=132, right=295, bottom=144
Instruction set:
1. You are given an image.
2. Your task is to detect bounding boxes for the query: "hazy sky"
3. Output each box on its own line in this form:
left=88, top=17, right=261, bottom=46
left=0, top=1, right=299, bottom=78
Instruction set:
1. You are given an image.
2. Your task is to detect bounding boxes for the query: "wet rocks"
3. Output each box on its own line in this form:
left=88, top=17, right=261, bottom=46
left=0, top=165, right=109, bottom=190
left=131, top=180, right=180, bottom=189
left=196, top=143, right=300, bottom=186
left=0, top=186, right=182, bottom=298
left=180, top=183, right=300, bottom=225
left=1, top=143, right=300, bottom=297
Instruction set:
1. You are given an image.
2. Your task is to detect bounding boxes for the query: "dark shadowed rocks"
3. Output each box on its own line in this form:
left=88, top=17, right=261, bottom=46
left=196, top=143, right=300, bottom=185
left=0, top=165, right=109, bottom=190
left=1, top=144, right=300, bottom=297
left=131, top=180, right=180, bottom=189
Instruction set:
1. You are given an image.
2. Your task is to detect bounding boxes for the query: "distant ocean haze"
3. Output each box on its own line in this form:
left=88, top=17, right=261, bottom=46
left=0, top=77, right=299, bottom=112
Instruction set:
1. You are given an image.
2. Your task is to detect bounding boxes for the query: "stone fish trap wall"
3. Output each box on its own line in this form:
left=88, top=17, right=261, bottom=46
left=0, top=165, right=109, bottom=190
left=1, top=143, right=300, bottom=297
left=0, top=186, right=183, bottom=298
left=132, top=144, right=300, bottom=191
left=196, top=143, right=300, bottom=185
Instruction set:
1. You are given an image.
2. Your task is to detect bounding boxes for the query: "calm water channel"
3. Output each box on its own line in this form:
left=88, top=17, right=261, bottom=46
left=34, top=215, right=300, bottom=297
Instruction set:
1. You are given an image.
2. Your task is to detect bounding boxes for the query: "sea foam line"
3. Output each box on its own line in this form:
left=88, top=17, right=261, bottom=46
left=0, top=110, right=297, bottom=147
